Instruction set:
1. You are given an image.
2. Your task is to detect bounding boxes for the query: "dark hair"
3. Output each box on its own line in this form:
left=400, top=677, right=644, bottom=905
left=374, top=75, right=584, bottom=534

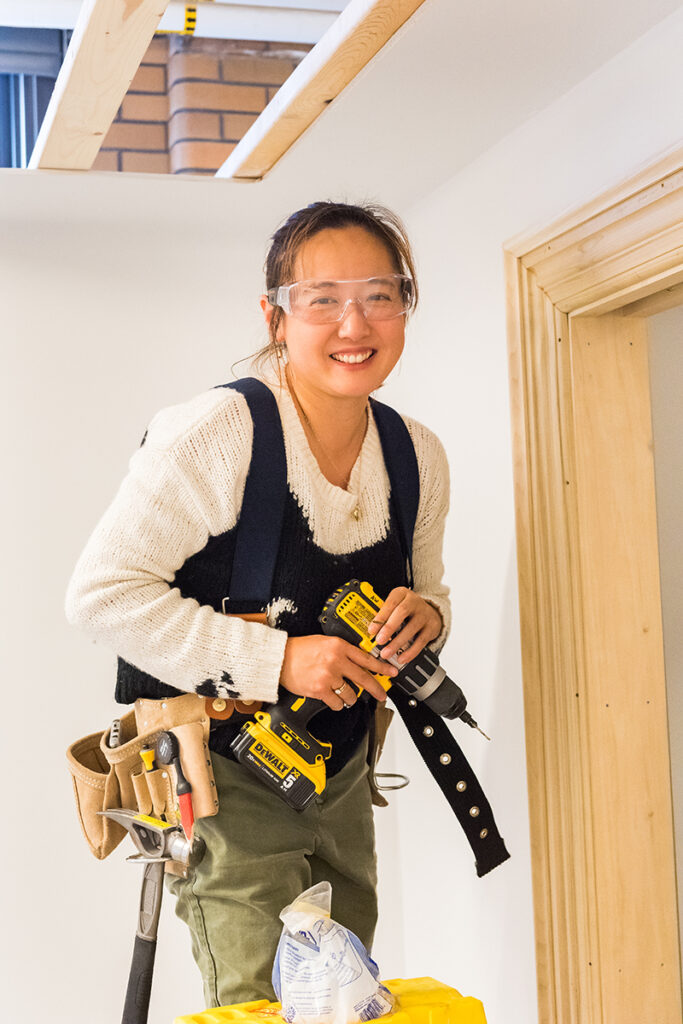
left=256, top=201, right=418, bottom=366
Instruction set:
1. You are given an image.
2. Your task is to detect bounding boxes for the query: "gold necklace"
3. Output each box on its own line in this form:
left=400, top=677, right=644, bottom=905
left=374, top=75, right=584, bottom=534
left=287, top=374, right=367, bottom=520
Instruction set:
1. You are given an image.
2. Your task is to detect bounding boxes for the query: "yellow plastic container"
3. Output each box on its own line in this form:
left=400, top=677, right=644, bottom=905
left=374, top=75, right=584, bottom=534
left=174, top=976, right=487, bottom=1024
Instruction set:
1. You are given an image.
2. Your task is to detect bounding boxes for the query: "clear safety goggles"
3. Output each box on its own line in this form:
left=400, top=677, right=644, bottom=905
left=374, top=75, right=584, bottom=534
left=267, top=274, right=415, bottom=324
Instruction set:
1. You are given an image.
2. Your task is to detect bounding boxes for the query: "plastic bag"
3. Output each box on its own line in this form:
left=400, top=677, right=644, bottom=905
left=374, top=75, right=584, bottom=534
left=272, top=882, right=395, bottom=1024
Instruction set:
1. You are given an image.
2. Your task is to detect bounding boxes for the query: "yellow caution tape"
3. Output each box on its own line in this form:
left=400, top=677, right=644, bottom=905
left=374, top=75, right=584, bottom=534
left=158, top=3, right=207, bottom=38
left=184, top=6, right=197, bottom=35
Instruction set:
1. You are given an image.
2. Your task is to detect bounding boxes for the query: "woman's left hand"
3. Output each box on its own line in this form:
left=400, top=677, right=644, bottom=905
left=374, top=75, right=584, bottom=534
left=367, top=587, right=443, bottom=665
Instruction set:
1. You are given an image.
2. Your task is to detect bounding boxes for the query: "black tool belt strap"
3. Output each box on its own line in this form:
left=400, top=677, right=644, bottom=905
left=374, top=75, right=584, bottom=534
left=389, top=686, right=510, bottom=877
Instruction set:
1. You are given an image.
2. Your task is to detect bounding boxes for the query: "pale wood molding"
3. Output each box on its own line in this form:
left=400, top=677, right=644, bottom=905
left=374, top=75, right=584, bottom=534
left=620, top=279, right=683, bottom=317
left=29, top=0, right=170, bottom=171
left=505, top=144, right=683, bottom=1024
left=506, top=255, right=601, bottom=1024
left=216, top=0, right=429, bottom=181
left=570, top=316, right=679, bottom=1018
left=507, top=147, right=683, bottom=317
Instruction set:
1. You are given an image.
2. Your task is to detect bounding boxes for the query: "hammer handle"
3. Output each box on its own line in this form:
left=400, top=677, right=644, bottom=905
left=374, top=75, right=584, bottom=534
left=122, top=858, right=164, bottom=1024
left=122, top=934, right=157, bottom=1024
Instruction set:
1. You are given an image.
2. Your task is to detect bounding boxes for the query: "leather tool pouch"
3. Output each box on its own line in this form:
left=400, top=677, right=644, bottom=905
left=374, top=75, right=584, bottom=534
left=66, top=694, right=219, bottom=862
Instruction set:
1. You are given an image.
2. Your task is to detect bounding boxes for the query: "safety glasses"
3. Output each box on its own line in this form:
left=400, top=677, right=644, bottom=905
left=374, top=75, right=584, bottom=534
left=267, top=275, right=414, bottom=324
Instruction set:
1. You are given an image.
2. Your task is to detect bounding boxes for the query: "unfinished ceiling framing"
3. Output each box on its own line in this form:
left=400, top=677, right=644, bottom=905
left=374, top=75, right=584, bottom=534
left=17, top=0, right=428, bottom=177
left=4, top=1, right=346, bottom=44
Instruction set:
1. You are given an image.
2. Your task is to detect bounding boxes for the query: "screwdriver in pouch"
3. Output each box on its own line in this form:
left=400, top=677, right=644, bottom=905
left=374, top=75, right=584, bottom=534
left=140, top=745, right=156, bottom=772
left=156, top=731, right=195, bottom=840
left=108, top=718, right=122, bottom=749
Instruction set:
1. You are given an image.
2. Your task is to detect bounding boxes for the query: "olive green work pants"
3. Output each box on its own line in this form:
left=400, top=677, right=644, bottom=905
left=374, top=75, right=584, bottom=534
left=167, top=736, right=378, bottom=1010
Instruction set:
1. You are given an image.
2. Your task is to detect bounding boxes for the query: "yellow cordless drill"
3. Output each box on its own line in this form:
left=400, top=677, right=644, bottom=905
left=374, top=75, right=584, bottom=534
left=231, top=579, right=487, bottom=810
left=320, top=579, right=488, bottom=729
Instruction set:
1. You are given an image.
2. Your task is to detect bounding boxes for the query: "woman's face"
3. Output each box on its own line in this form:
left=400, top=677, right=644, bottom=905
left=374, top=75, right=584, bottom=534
left=266, top=226, right=406, bottom=402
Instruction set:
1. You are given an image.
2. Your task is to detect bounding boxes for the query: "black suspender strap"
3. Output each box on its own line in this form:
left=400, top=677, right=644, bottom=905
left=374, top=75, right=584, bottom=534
left=217, top=379, right=287, bottom=609
left=370, top=396, right=420, bottom=588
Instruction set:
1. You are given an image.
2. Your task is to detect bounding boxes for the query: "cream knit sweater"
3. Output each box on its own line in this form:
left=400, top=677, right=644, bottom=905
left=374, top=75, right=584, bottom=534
left=65, top=380, right=451, bottom=705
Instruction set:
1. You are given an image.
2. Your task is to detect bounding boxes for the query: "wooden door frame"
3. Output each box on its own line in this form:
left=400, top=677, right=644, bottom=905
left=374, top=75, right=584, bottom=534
left=505, top=145, right=683, bottom=1024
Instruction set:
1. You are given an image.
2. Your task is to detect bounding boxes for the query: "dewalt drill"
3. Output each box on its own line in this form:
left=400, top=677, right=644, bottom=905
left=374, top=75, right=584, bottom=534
left=230, top=579, right=488, bottom=811
left=320, top=580, right=488, bottom=730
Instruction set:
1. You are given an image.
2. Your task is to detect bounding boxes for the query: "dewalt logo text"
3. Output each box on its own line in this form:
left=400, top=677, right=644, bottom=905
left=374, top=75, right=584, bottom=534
left=252, top=741, right=290, bottom=778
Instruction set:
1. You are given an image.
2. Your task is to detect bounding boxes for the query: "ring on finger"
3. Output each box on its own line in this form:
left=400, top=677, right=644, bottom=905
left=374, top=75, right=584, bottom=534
left=333, top=682, right=349, bottom=696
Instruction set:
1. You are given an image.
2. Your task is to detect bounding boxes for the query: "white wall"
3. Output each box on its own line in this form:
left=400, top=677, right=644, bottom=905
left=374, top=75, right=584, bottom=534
left=0, top=220, right=266, bottom=1023
left=648, top=307, right=683, bottom=960
left=3, top=5, right=683, bottom=1023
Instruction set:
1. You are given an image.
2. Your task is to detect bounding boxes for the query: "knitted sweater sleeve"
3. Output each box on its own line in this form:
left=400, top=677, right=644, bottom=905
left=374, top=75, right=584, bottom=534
left=405, top=417, right=451, bottom=651
left=64, top=390, right=286, bottom=702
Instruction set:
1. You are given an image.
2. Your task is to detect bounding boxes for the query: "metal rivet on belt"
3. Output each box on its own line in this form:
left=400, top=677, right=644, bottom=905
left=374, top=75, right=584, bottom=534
left=212, top=698, right=227, bottom=712
left=423, top=726, right=434, bottom=737
left=479, top=828, right=488, bottom=839
left=408, top=699, right=417, bottom=707
left=440, top=754, right=451, bottom=765
left=456, top=780, right=467, bottom=792
left=469, top=806, right=480, bottom=817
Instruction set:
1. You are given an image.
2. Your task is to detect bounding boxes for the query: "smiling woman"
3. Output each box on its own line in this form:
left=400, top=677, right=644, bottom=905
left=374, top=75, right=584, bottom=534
left=263, top=224, right=408, bottom=489
left=65, top=199, right=451, bottom=1009
left=257, top=205, right=420, bottom=497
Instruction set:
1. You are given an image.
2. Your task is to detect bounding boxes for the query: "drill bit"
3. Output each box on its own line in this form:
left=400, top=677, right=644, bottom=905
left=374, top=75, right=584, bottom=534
left=460, top=711, right=491, bottom=741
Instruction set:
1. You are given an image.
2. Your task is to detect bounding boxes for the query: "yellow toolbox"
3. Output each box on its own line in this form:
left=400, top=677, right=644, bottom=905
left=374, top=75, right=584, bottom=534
left=174, top=976, right=487, bottom=1024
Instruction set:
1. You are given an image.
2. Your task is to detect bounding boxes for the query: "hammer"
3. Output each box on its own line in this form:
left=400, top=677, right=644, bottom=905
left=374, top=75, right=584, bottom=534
left=99, top=808, right=204, bottom=1024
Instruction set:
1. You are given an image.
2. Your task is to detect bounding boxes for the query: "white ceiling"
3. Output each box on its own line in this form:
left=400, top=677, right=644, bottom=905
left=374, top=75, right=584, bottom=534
left=262, top=0, right=683, bottom=207
left=2, top=0, right=682, bottom=229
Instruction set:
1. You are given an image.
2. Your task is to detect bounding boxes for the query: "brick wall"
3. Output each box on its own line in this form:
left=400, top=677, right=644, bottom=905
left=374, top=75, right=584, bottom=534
left=93, top=35, right=170, bottom=173
left=93, top=34, right=311, bottom=176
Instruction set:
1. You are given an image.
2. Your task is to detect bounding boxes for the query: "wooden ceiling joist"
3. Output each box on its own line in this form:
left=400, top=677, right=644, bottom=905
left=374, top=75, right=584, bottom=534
left=29, top=0, right=170, bottom=171
left=216, top=0, right=429, bottom=181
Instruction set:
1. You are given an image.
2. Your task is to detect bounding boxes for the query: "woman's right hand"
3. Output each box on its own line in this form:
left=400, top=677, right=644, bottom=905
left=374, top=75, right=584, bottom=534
left=280, top=635, right=396, bottom=711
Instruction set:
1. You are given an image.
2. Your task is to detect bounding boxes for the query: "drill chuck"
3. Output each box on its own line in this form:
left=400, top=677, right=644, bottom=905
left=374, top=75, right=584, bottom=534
left=392, top=647, right=467, bottom=720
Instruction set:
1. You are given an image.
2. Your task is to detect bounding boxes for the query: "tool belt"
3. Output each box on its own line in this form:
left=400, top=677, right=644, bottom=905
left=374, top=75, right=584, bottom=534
left=66, top=694, right=219, bottom=864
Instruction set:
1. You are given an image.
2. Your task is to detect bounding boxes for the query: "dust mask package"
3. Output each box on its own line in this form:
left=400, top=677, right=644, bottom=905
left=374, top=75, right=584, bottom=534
left=272, top=882, right=395, bottom=1024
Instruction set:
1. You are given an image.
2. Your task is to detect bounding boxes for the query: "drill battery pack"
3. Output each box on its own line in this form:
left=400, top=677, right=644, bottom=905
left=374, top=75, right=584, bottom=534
left=231, top=581, right=395, bottom=812
left=230, top=698, right=332, bottom=811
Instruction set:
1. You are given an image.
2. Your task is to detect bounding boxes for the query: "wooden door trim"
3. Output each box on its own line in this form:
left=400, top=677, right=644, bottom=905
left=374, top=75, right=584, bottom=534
left=505, top=144, right=683, bottom=1023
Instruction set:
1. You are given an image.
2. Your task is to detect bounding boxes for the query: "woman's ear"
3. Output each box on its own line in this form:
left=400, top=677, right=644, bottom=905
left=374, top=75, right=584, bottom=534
left=260, top=295, right=273, bottom=326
